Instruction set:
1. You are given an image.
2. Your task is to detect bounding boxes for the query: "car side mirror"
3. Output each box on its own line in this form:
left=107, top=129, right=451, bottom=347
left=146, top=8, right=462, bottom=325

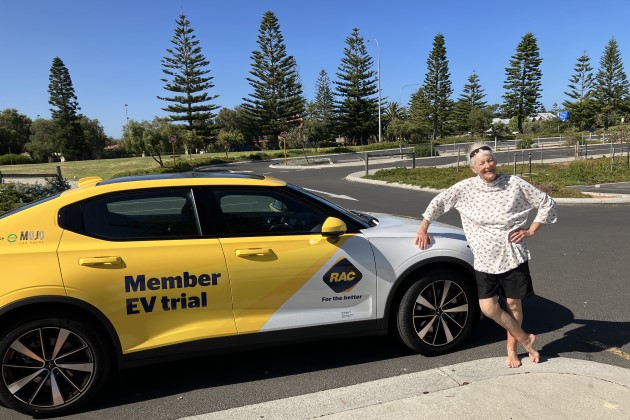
left=321, top=217, right=347, bottom=238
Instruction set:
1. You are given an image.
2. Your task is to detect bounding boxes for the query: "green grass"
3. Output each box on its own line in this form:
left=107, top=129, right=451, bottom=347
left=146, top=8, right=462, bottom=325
left=0, top=153, right=267, bottom=180
left=1, top=156, right=169, bottom=180
left=366, top=157, right=630, bottom=198
left=0, top=146, right=372, bottom=180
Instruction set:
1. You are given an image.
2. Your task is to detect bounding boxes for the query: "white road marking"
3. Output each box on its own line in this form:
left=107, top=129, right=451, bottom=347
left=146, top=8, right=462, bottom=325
left=304, top=188, right=358, bottom=201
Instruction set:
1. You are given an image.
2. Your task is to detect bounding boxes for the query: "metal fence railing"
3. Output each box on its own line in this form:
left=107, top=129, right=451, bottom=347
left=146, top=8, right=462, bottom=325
left=364, top=150, right=416, bottom=176
left=0, top=166, right=63, bottom=184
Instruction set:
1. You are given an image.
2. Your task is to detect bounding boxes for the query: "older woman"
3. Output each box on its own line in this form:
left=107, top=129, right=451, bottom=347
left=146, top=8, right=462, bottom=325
left=415, top=143, right=557, bottom=367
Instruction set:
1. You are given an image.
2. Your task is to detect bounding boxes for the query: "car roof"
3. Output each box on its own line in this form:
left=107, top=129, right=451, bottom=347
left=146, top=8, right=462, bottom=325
left=1, top=171, right=287, bottom=220
left=63, top=170, right=286, bottom=200
left=97, top=170, right=267, bottom=186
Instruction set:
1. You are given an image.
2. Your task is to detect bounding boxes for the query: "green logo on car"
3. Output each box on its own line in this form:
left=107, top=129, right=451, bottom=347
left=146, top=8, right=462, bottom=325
left=7, top=234, right=17, bottom=243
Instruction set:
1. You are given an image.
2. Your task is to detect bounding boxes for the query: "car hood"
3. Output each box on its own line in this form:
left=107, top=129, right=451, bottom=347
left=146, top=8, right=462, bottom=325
left=359, top=212, right=467, bottom=241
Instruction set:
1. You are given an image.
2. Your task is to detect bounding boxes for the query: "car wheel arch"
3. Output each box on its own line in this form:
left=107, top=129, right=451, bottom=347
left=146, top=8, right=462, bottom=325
left=378, top=257, right=477, bottom=331
left=0, top=297, right=123, bottom=365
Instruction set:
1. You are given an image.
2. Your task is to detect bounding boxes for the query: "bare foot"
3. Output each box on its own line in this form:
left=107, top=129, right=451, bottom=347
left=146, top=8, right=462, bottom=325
left=506, top=349, right=522, bottom=368
left=523, top=334, right=540, bottom=363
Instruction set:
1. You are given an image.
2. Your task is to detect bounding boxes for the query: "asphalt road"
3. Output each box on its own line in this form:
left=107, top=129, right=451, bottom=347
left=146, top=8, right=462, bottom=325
left=2, top=157, right=629, bottom=420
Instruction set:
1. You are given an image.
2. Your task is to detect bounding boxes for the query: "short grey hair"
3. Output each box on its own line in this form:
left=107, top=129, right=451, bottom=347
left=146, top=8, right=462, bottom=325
left=468, top=142, right=495, bottom=166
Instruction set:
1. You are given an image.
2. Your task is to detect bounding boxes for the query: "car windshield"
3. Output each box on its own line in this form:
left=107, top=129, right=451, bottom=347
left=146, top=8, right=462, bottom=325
left=0, top=193, right=61, bottom=220
left=287, top=184, right=377, bottom=227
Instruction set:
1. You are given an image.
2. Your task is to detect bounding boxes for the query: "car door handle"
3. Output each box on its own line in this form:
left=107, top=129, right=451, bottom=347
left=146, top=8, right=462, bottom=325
left=79, top=256, right=123, bottom=266
left=235, top=248, right=274, bottom=257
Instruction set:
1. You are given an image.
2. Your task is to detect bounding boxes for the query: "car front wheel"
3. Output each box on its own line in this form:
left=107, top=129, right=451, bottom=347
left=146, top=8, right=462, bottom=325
left=397, top=269, right=479, bottom=355
left=0, top=317, right=110, bottom=416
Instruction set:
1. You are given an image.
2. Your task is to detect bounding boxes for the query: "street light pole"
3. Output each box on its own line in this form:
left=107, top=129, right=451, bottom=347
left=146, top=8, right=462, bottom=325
left=368, top=38, right=382, bottom=143
left=125, top=104, right=129, bottom=124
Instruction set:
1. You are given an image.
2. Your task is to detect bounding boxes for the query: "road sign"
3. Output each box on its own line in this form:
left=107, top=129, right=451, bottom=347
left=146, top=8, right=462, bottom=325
left=169, top=135, right=177, bottom=144
left=558, top=111, right=570, bottom=121
left=281, top=131, right=288, bottom=139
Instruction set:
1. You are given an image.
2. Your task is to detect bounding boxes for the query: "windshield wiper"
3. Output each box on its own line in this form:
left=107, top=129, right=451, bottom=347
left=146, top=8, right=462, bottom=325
left=350, top=210, right=379, bottom=226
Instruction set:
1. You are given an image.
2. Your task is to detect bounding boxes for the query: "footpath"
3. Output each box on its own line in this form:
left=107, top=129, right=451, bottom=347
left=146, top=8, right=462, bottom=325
left=185, top=357, right=630, bottom=420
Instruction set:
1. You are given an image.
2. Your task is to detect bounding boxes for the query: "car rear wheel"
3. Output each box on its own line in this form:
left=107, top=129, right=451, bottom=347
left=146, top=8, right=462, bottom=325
left=0, top=317, right=110, bottom=416
left=397, top=269, right=479, bottom=355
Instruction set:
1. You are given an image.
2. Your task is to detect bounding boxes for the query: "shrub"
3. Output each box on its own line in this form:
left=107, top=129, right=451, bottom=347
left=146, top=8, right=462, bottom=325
left=360, top=142, right=401, bottom=151
left=322, top=146, right=354, bottom=154
left=516, top=137, right=536, bottom=149
left=413, top=145, right=439, bottom=157
left=0, top=177, right=71, bottom=212
left=169, top=160, right=198, bottom=173
left=44, top=176, right=72, bottom=192
left=244, top=153, right=263, bottom=160
left=102, top=148, right=128, bottom=159
left=0, top=154, right=34, bottom=165
left=0, top=184, right=22, bottom=212
left=562, top=129, right=582, bottom=146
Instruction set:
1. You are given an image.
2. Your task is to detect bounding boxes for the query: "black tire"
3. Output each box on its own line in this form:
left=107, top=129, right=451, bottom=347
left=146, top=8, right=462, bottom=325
left=0, top=317, right=111, bottom=416
left=396, top=269, right=479, bottom=356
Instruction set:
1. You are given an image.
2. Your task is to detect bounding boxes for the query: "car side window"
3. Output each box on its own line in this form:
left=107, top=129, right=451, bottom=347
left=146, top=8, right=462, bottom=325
left=214, top=190, right=327, bottom=236
left=79, top=189, right=199, bottom=240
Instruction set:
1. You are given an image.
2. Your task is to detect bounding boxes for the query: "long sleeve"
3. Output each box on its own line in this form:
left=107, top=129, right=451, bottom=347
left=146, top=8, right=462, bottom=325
left=516, top=177, right=558, bottom=225
left=421, top=181, right=466, bottom=222
left=533, top=193, right=557, bottom=224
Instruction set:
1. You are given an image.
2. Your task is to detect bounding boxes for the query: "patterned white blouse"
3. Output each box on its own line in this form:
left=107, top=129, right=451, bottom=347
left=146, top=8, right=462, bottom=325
left=422, top=174, right=558, bottom=274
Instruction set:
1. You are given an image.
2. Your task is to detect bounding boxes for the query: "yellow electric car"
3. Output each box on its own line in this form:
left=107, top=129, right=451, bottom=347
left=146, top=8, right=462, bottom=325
left=0, top=171, right=477, bottom=416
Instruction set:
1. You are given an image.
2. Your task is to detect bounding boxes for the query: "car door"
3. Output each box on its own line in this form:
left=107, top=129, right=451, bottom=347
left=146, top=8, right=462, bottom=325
left=203, top=187, right=377, bottom=335
left=56, top=188, right=236, bottom=355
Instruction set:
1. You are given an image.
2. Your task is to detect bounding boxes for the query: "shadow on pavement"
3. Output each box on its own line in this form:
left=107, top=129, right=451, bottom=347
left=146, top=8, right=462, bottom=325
left=459, top=295, right=574, bottom=351
left=523, top=295, right=629, bottom=358
left=543, top=318, right=630, bottom=358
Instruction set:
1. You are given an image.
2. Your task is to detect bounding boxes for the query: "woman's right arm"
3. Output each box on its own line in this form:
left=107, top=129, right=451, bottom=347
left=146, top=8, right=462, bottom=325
left=415, top=218, right=432, bottom=249
left=415, top=186, right=459, bottom=249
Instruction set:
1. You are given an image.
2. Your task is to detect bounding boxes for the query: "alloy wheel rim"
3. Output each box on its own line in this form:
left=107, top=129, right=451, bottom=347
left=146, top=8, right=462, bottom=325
left=2, top=327, right=95, bottom=408
left=412, top=280, right=469, bottom=347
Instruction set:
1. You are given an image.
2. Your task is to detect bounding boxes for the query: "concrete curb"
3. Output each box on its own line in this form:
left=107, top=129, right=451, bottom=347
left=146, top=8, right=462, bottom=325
left=183, top=357, right=630, bottom=420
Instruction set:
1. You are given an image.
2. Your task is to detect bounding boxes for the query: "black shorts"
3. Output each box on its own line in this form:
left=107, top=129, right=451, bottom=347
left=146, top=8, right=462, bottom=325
left=475, top=261, right=534, bottom=300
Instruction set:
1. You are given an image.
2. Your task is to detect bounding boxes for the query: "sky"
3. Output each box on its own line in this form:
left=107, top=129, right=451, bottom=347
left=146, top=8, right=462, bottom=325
left=2, top=0, right=630, bottom=139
